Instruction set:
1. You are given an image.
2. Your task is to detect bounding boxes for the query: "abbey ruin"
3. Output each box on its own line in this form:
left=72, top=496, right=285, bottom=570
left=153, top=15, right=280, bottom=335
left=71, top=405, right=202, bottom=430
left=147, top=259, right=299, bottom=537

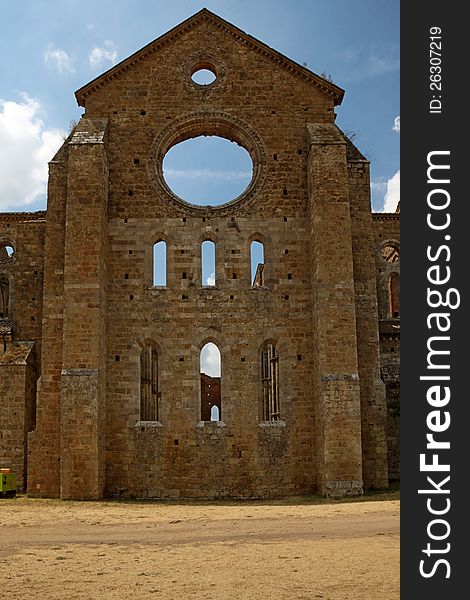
left=0, top=9, right=399, bottom=499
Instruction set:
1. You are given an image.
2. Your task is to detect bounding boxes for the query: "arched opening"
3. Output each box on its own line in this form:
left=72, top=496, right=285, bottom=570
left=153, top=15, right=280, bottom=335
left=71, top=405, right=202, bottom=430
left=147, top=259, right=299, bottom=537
left=200, top=342, right=221, bottom=421
left=261, top=342, right=280, bottom=421
left=0, top=275, right=9, bottom=318
left=0, top=244, right=14, bottom=260
left=250, top=241, right=265, bottom=287
left=162, top=136, right=253, bottom=206
left=140, top=345, right=159, bottom=421
left=202, top=240, right=216, bottom=287
left=381, top=243, right=399, bottom=263
left=389, top=272, right=400, bottom=318
left=191, top=68, right=216, bottom=85
left=153, top=240, right=166, bottom=286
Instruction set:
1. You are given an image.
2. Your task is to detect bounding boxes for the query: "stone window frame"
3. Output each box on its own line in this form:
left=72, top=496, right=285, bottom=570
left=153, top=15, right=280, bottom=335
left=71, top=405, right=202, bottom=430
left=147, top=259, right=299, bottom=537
left=148, top=110, right=267, bottom=217
left=200, top=238, right=217, bottom=288
left=388, top=271, right=400, bottom=319
left=152, top=239, right=167, bottom=287
left=182, top=52, right=226, bottom=91
left=0, top=240, right=15, bottom=263
left=379, top=239, right=400, bottom=264
left=197, top=336, right=225, bottom=427
left=146, top=233, right=170, bottom=289
left=139, top=341, right=161, bottom=423
left=259, top=339, right=281, bottom=422
left=0, top=273, right=10, bottom=319
left=247, top=233, right=269, bottom=289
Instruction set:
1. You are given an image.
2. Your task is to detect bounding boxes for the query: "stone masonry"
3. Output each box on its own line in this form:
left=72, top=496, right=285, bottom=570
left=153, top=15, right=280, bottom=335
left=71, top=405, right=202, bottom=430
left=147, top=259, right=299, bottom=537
left=0, top=9, right=399, bottom=499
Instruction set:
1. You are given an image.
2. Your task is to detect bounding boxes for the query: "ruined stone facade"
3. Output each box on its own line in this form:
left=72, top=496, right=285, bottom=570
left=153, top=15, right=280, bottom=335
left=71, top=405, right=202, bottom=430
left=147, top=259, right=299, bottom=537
left=0, top=9, right=399, bottom=499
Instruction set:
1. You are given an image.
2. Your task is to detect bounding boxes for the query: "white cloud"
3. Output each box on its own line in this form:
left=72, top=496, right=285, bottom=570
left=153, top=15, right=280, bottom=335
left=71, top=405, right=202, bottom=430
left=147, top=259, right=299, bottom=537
left=393, top=116, right=400, bottom=133
left=164, top=168, right=251, bottom=183
left=89, top=40, right=118, bottom=69
left=371, top=180, right=387, bottom=194
left=340, top=46, right=399, bottom=82
left=383, top=170, right=400, bottom=212
left=200, top=342, right=221, bottom=378
left=205, top=272, right=215, bottom=286
left=0, top=95, right=65, bottom=211
left=44, top=45, right=75, bottom=74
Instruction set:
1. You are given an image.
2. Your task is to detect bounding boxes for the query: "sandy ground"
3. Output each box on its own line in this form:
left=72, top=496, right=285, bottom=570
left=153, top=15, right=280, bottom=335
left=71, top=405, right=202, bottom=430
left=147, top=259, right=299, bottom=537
left=0, top=495, right=399, bottom=600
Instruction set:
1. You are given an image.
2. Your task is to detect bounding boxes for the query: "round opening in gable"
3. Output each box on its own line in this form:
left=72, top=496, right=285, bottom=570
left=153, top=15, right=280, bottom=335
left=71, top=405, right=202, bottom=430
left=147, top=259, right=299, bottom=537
left=191, top=67, right=217, bottom=86
left=162, top=136, right=253, bottom=207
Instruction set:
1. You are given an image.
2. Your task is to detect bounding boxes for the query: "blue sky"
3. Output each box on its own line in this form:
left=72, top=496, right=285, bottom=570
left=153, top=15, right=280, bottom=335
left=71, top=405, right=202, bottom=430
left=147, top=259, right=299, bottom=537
left=0, top=0, right=399, bottom=213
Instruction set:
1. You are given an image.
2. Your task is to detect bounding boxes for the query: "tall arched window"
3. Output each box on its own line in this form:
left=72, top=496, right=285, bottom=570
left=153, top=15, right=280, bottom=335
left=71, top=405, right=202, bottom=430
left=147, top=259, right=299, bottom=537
left=140, top=345, right=159, bottom=421
left=200, top=342, right=221, bottom=421
left=261, top=342, right=279, bottom=421
left=0, top=275, right=9, bottom=318
left=201, top=240, right=216, bottom=287
left=389, top=272, right=400, bottom=318
left=250, top=241, right=265, bottom=287
left=153, top=241, right=166, bottom=286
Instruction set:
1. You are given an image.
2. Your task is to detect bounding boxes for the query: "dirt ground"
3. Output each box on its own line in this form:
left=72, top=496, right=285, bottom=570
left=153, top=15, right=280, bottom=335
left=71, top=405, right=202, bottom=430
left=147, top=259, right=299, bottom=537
left=0, top=494, right=399, bottom=600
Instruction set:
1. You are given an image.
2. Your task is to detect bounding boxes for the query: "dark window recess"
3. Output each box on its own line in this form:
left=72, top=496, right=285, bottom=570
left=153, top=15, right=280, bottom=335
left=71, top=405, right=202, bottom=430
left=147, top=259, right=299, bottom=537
left=140, top=110, right=147, bottom=116
left=129, top=295, right=134, bottom=300
left=288, top=273, right=293, bottom=280
left=230, top=295, right=234, bottom=300
left=284, top=295, right=289, bottom=300
left=261, top=343, right=280, bottom=421
left=273, top=154, right=278, bottom=160
left=182, top=294, right=188, bottom=300
left=182, top=272, right=187, bottom=279
left=128, top=190, right=133, bottom=196
left=124, top=273, right=129, bottom=279
left=283, top=189, right=288, bottom=196
left=232, top=273, right=237, bottom=279
left=115, top=355, right=120, bottom=362
left=284, top=217, right=288, bottom=222
left=129, top=250, right=133, bottom=254
left=297, top=355, right=302, bottom=361
left=174, top=439, right=179, bottom=445
left=133, top=158, right=140, bottom=164
left=140, top=345, right=159, bottom=421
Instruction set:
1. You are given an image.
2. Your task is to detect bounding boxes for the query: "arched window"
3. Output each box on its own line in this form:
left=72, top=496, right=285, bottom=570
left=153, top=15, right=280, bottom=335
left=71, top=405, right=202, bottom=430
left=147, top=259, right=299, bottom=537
left=153, top=241, right=166, bottom=286
left=200, top=342, right=221, bottom=421
left=0, top=275, right=9, bottom=318
left=201, top=240, right=216, bottom=287
left=140, top=345, right=159, bottom=421
left=389, top=272, right=400, bottom=318
left=261, top=342, right=279, bottom=421
left=250, top=241, right=265, bottom=287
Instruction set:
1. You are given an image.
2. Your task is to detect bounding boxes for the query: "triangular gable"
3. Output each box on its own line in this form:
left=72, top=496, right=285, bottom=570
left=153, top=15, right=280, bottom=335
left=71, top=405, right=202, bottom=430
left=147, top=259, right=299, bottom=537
left=75, top=8, right=344, bottom=107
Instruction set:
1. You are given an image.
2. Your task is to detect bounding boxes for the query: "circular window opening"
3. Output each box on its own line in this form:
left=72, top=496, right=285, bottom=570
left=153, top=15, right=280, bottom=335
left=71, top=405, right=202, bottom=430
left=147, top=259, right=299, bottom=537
left=162, top=136, right=253, bottom=206
left=0, top=244, right=14, bottom=260
left=191, top=68, right=217, bottom=86
left=381, top=243, right=399, bottom=263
